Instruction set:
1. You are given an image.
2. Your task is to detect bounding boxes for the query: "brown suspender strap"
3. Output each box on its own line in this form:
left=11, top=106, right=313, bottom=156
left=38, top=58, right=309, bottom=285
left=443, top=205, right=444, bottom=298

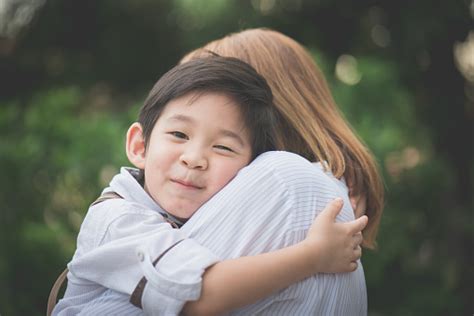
left=90, top=191, right=123, bottom=206
left=129, top=239, right=184, bottom=308
left=46, top=268, right=68, bottom=316
left=46, top=191, right=123, bottom=315
left=47, top=190, right=181, bottom=312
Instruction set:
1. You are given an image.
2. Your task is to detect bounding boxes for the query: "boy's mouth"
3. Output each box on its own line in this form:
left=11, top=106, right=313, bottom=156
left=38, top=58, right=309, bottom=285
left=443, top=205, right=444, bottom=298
left=170, top=179, right=204, bottom=190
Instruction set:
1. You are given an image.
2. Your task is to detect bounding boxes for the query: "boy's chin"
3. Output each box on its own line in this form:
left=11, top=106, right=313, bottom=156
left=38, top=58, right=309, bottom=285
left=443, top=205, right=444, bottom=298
left=170, top=212, right=192, bottom=222
left=167, top=207, right=198, bottom=221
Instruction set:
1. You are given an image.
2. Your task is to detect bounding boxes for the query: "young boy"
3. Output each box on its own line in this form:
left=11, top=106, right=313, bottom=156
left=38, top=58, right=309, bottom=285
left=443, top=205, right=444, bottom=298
left=53, top=57, right=365, bottom=315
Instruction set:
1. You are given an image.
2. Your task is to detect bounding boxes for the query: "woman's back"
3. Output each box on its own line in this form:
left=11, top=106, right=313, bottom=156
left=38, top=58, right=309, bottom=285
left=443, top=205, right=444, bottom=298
left=182, top=152, right=367, bottom=315
left=182, top=28, right=384, bottom=249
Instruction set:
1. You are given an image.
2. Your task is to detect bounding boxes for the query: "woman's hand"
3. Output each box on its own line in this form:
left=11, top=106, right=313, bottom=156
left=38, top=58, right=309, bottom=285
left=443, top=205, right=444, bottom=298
left=302, top=198, right=368, bottom=273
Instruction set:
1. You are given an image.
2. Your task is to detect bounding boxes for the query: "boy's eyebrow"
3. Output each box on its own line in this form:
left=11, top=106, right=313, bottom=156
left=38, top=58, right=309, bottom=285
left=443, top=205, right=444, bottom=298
left=168, top=114, right=246, bottom=146
left=168, top=114, right=194, bottom=123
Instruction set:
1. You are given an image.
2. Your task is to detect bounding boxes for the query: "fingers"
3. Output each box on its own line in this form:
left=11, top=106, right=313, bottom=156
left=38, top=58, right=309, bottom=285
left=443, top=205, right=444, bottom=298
left=350, top=235, right=363, bottom=263
left=349, top=261, right=358, bottom=272
left=353, top=245, right=362, bottom=260
left=353, top=232, right=363, bottom=246
left=320, top=198, right=344, bottom=221
left=349, top=215, right=368, bottom=234
left=346, top=246, right=362, bottom=272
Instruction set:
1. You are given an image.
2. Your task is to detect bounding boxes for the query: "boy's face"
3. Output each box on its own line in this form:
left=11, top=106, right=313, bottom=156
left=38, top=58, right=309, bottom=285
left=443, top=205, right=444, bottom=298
left=129, top=92, right=252, bottom=219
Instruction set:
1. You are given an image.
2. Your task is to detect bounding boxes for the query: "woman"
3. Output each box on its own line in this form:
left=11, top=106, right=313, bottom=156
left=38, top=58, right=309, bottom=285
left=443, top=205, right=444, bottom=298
left=178, top=28, right=383, bottom=315
left=180, top=28, right=383, bottom=248
left=63, top=28, right=383, bottom=315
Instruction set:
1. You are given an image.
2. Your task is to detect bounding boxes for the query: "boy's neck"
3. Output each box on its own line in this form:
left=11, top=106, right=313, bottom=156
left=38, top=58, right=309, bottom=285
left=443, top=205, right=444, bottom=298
left=128, top=167, right=187, bottom=228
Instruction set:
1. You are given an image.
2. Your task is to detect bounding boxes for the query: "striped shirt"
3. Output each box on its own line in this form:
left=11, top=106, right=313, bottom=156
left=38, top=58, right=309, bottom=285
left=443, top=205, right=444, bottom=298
left=55, top=151, right=367, bottom=315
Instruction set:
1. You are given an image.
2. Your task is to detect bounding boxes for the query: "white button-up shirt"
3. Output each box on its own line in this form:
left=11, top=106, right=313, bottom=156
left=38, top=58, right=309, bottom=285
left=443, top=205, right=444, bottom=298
left=53, top=167, right=220, bottom=315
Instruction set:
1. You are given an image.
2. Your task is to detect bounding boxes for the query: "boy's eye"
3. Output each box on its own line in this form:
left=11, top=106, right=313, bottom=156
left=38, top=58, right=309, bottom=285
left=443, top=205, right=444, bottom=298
left=214, top=145, right=234, bottom=152
left=170, top=131, right=188, bottom=139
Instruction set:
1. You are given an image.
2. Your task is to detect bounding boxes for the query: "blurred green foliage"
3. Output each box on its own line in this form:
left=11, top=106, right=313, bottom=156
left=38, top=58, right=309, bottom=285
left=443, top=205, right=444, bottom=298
left=0, top=0, right=472, bottom=315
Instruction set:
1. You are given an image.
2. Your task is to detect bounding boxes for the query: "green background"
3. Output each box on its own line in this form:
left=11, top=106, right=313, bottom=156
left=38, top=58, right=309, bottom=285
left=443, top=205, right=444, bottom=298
left=0, top=0, right=472, bottom=315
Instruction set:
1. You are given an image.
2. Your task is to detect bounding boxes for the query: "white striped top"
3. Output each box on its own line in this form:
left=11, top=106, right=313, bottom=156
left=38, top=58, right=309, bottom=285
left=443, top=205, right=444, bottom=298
left=55, top=151, right=367, bottom=315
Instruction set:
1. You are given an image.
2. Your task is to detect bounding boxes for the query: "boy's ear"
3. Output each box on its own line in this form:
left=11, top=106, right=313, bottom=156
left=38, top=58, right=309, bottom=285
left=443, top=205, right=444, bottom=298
left=126, top=122, right=146, bottom=169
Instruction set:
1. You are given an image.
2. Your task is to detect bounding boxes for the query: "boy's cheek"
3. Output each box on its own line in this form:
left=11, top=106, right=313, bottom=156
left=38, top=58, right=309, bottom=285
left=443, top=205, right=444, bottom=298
left=212, top=162, right=248, bottom=190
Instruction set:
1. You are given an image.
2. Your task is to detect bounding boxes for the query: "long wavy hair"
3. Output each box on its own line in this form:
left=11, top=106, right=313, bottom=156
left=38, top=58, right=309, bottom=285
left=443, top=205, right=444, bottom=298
left=181, top=28, right=384, bottom=249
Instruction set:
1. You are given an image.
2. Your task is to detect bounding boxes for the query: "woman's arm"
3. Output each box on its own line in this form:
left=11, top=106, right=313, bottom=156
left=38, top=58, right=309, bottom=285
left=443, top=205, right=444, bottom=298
left=182, top=198, right=367, bottom=316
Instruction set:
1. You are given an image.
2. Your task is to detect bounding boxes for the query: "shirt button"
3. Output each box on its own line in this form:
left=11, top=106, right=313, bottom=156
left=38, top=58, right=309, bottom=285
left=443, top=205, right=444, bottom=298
left=137, top=251, right=145, bottom=262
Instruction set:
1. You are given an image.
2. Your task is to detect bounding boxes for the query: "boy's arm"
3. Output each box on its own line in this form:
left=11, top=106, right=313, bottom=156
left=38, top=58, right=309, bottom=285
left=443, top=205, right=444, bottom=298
left=69, top=197, right=364, bottom=315
left=182, top=198, right=367, bottom=316
left=67, top=201, right=220, bottom=314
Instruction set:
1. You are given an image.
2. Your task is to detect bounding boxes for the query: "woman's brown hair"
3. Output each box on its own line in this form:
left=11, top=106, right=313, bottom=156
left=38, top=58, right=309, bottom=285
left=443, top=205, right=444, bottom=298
left=181, top=28, right=384, bottom=249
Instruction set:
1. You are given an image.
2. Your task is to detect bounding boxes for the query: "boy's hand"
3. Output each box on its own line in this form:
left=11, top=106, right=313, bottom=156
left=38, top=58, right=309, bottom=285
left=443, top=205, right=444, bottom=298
left=303, top=198, right=368, bottom=274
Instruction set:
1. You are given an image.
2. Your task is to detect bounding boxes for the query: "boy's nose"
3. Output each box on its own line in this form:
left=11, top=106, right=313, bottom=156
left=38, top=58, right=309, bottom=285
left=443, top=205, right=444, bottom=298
left=179, top=151, right=208, bottom=170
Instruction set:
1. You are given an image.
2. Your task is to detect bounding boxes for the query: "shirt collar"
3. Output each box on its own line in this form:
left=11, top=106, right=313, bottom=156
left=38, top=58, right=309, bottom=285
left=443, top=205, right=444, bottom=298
left=107, top=167, right=185, bottom=227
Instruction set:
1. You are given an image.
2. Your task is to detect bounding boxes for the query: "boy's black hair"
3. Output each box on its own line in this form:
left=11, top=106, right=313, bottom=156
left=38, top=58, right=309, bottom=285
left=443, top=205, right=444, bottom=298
left=138, top=56, right=277, bottom=159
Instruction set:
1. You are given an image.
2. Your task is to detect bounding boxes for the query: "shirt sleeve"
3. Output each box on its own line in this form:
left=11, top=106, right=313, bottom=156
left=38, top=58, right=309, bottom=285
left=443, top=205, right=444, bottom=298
left=67, top=199, right=220, bottom=314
